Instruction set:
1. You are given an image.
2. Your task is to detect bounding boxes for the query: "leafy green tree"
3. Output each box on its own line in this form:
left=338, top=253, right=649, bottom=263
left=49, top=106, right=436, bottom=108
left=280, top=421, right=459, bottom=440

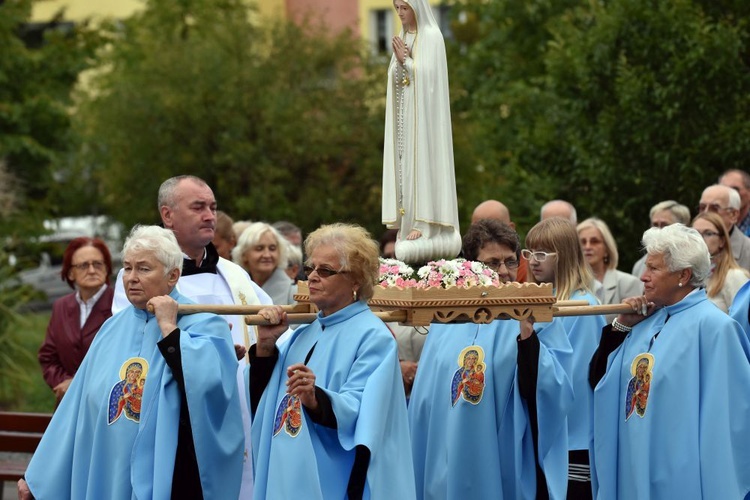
left=542, top=0, right=750, bottom=264
left=0, top=0, right=102, bottom=234
left=448, top=0, right=582, bottom=235
left=70, top=0, right=385, bottom=237
left=450, top=0, right=750, bottom=265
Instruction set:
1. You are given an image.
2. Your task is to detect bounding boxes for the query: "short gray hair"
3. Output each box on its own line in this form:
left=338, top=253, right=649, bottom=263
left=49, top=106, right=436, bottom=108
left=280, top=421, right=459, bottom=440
left=122, top=225, right=183, bottom=276
left=157, top=175, right=209, bottom=211
left=649, top=200, right=691, bottom=225
left=642, top=224, right=709, bottom=287
left=286, top=243, right=303, bottom=267
left=727, top=186, right=741, bottom=210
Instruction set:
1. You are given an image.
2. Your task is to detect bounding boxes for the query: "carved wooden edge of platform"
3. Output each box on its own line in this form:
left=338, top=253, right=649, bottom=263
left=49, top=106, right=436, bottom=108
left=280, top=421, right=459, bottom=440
left=294, top=281, right=556, bottom=326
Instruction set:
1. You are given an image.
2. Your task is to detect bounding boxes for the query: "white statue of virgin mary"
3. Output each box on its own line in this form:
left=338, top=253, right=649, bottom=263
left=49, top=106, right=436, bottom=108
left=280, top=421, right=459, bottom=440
left=382, top=0, right=462, bottom=264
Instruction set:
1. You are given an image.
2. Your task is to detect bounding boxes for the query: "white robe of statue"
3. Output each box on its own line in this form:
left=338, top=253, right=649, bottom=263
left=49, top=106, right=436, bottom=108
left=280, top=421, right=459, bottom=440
left=382, top=0, right=461, bottom=264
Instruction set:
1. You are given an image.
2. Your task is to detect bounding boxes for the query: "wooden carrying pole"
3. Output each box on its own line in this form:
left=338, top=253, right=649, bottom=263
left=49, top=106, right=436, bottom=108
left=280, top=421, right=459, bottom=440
left=551, top=303, right=635, bottom=317
left=170, top=301, right=635, bottom=326
left=171, top=304, right=312, bottom=315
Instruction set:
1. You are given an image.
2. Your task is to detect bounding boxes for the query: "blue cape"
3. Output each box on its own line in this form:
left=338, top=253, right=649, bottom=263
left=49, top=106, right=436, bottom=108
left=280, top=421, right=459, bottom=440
left=408, top=318, right=574, bottom=499
left=591, top=289, right=750, bottom=498
left=730, top=279, right=750, bottom=340
left=25, top=289, right=244, bottom=499
left=560, top=290, right=605, bottom=450
left=250, top=301, right=416, bottom=499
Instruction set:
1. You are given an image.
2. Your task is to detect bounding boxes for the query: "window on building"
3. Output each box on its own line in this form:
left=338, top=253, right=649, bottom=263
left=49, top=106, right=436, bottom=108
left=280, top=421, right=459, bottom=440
left=433, top=3, right=453, bottom=40
left=371, top=9, right=391, bottom=55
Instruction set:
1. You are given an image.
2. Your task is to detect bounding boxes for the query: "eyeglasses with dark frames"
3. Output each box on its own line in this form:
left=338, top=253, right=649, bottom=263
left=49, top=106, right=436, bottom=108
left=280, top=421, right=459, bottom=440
left=697, top=203, right=733, bottom=214
left=698, top=230, right=721, bottom=239
left=479, top=258, right=520, bottom=270
left=72, top=260, right=106, bottom=271
left=303, top=265, right=348, bottom=279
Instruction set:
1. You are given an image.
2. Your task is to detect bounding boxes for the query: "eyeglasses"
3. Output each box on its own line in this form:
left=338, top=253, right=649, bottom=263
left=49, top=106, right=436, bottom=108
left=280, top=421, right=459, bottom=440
left=697, top=203, right=734, bottom=214
left=521, top=249, right=557, bottom=262
left=72, top=260, right=106, bottom=271
left=303, top=265, right=347, bottom=279
left=480, top=258, right=520, bottom=270
left=698, top=230, right=721, bottom=239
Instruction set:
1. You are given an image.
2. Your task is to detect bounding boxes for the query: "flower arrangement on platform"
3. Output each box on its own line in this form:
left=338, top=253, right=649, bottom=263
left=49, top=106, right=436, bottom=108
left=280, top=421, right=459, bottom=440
left=378, top=258, right=499, bottom=289
left=378, top=258, right=419, bottom=287
left=415, top=258, right=499, bottom=288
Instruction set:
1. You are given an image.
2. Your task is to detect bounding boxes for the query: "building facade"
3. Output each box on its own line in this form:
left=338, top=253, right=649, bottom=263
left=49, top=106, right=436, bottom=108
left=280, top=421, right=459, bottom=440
left=31, top=0, right=449, bottom=56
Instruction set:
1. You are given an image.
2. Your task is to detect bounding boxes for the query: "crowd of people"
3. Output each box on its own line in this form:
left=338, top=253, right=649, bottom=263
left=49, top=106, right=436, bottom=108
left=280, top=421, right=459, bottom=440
left=16, top=0, right=750, bottom=494
left=20, top=169, right=750, bottom=499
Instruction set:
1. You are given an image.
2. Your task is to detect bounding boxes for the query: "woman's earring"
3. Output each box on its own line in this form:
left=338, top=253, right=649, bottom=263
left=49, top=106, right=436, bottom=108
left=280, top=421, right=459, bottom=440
left=353, top=290, right=358, bottom=301
left=678, top=282, right=683, bottom=288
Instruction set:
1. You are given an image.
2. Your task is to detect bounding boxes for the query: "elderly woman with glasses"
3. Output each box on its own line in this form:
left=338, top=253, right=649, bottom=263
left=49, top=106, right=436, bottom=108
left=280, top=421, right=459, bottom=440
left=250, top=223, right=415, bottom=499
left=525, top=217, right=606, bottom=499
left=38, top=237, right=114, bottom=404
left=19, top=225, right=245, bottom=500
left=698, top=184, right=750, bottom=270
left=409, top=219, right=573, bottom=499
left=589, top=223, right=750, bottom=498
left=691, top=212, right=750, bottom=312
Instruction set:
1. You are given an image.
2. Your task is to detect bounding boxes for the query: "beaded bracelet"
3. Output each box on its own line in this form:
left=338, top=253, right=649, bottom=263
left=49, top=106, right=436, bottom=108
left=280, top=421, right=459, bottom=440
left=611, top=318, right=633, bottom=333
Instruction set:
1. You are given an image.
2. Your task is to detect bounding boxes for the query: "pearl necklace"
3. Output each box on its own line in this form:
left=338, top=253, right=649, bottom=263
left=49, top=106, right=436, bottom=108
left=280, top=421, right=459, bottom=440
left=396, top=31, right=416, bottom=218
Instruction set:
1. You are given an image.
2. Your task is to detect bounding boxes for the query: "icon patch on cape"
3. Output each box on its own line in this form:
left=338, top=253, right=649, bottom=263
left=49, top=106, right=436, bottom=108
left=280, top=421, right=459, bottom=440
left=625, top=353, right=653, bottom=421
left=108, top=357, right=149, bottom=425
left=273, top=394, right=303, bottom=437
left=451, top=345, right=486, bottom=406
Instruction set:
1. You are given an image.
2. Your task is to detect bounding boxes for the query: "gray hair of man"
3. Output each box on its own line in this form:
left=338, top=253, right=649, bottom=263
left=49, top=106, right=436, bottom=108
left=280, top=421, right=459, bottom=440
left=157, top=175, right=209, bottom=211
left=122, top=225, right=184, bottom=276
left=286, top=243, right=303, bottom=268
left=726, top=185, right=741, bottom=210
left=641, top=223, right=709, bottom=288
left=719, top=169, right=750, bottom=188
left=232, top=222, right=290, bottom=271
left=648, top=200, right=691, bottom=225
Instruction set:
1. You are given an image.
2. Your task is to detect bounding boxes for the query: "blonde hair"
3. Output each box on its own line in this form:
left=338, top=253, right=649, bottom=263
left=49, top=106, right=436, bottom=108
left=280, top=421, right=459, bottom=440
left=526, top=217, right=595, bottom=301
left=232, top=222, right=289, bottom=272
left=691, top=212, right=749, bottom=296
left=304, top=223, right=379, bottom=301
left=215, top=211, right=236, bottom=244
left=577, top=217, right=619, bottom=270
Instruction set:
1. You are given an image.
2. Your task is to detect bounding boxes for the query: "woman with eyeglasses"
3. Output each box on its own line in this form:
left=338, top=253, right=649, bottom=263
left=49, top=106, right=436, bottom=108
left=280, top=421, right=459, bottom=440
left=525, top=217, right=606, bottom=500
left=250, top=223, right=415, bottom=499
left=38, top=237, right=114, bottom=404
left=690, top=212, right=750, bottom=313
left=20, top=225, right=245, bottom=500
left=577, top=218, right=643, bottom=322
left=408, top=219, right=573, bottom=499
left=589, top=223, right=750, bottom=498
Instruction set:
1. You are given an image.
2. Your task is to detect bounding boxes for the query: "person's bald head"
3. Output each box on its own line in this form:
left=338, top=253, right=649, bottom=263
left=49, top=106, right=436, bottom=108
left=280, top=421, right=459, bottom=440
left=471, top=200, right=514, bottom=229
left=540, top=200, right=577, bottom=225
